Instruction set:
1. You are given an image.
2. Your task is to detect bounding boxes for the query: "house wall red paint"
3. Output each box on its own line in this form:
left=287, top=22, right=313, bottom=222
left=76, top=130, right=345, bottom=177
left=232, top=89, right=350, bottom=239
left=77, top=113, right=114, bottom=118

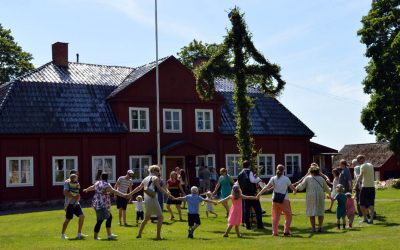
left=0, top=57, right=333, bottom=204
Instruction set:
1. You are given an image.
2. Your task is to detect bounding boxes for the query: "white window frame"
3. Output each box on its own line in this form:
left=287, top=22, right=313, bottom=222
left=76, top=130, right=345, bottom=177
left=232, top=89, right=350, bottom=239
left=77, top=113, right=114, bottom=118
left=195, top=109, right=214, bottom=132
left=92, top=156, right=116, bottom=183
left=285, top=154, right=301, bottom=177
left=225, top=154, right=242, bottom=177
left=6, top=157, right=34, bottom=187
left=52, top=156, right=78, bottom=186
left=129, top=107, right=149, bottom=132
left=195, top=154, right=216, bottom=168
left=257, top=154, right=275, bottom=177
left=163, top=108, right=182, bottom=133
left=129, top=155, right=152, bottom=183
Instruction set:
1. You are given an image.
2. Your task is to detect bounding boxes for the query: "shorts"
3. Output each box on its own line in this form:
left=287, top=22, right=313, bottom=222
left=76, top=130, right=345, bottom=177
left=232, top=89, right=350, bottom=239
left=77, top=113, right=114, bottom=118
left=188, top=213, right=201, bottom=227
left=96, top=208, right=111, bottom=221
left=65, top=204, right=83, bottom=220
left=116, top=196, right=128, bottom=210
left=136, top=211, right=144, bottom=221
left=360, top=187, right=375, bottom=207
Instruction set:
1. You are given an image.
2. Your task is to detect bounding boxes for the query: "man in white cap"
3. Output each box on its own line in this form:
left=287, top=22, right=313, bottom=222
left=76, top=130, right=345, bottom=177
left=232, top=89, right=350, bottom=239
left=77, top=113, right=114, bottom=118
left=114, top=170, right=134, bottom=226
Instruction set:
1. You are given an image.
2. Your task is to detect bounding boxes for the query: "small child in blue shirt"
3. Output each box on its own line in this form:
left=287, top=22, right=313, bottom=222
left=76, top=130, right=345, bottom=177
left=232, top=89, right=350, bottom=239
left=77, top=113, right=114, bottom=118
left=174, top=186, right=217, bottom=238
left=335, top=184, right=347, bottom=229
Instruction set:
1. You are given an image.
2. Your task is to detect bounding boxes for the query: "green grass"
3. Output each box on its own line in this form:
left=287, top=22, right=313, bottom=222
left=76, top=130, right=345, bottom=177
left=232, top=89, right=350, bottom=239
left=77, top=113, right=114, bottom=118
left=1, top=189, right=399, bottom=250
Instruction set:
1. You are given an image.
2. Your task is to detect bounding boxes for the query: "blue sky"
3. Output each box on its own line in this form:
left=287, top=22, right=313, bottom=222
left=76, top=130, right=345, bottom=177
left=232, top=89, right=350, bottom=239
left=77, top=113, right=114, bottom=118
left=1, top=0, right=375, bottom=150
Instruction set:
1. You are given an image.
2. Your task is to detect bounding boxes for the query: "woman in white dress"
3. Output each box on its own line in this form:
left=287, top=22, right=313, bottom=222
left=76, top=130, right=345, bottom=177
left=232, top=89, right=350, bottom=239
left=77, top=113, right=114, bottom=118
left=294, top=163, right=331, bottom=232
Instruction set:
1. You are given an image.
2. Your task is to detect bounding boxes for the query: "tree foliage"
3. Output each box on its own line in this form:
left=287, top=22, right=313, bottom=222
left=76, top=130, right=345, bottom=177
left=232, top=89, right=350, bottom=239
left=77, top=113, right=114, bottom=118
left=0, top=23, right=34, bottom=85
left=185, top=8, right=285, bottom=168
left=358, top=0, right=400, bottom=153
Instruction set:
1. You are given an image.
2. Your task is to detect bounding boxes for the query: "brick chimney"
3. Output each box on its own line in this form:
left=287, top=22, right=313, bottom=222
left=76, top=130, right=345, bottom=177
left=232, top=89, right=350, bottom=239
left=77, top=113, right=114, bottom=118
left=52, top=42, right=68, bottom=67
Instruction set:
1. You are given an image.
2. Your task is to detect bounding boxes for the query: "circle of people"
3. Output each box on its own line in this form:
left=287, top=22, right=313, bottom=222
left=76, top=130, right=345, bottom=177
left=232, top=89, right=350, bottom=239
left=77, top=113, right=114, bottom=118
left=60, top=154, right=376, bottom=240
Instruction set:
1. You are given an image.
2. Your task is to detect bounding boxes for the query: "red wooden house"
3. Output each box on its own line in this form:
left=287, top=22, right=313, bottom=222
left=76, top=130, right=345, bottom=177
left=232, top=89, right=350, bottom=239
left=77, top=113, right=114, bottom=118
left=0, top=42, right=336, bottom=203
left=333, top=142, right=400, bottom=181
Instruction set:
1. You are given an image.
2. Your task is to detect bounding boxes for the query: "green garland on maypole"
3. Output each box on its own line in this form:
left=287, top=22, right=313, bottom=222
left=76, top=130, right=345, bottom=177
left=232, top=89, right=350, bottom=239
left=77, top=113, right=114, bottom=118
left=195, top=7, right=285, bottom=170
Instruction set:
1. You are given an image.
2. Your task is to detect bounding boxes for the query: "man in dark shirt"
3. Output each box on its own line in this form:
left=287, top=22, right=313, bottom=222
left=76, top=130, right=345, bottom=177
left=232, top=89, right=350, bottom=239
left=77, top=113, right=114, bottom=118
left=237, top=160, right=264, bottom=229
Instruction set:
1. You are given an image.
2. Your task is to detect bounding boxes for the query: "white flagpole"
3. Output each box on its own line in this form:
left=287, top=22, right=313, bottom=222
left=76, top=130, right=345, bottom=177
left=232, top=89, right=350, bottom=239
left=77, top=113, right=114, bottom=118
left=155, top=0, right=161, bottom=166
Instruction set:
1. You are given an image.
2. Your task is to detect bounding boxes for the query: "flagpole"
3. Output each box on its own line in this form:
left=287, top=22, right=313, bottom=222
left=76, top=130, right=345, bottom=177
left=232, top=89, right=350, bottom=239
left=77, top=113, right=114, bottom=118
left=155, top=0, right=161, bottom=166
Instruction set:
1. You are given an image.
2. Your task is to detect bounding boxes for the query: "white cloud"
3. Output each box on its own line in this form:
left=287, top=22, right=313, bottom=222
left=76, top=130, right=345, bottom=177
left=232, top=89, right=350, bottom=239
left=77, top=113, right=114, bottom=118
left=87, top=0, right=200, bottom=40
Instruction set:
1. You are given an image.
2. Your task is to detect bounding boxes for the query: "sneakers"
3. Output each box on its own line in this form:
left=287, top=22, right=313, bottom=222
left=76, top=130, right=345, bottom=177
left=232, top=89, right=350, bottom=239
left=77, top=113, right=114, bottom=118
left=77, top=233, right=88, bottom=239
left=94, top=237, right=102, bottom=240
left=368, top=220, right=374, bottom=224
left=61, top=234, right=68, bottom=240
left=188, top=228, right=194, bottom=238
left=360, top=219, right=369, bottom=223
left=107, top=234, right=118, bottom=240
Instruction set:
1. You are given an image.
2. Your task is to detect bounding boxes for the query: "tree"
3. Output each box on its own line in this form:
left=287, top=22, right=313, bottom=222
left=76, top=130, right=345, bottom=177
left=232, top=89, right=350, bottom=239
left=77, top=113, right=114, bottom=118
left=192, top=8, right=285, bottom=168
left=0, top=23, right=34, bottom=85
left=358, top=0, right=400, bottom=154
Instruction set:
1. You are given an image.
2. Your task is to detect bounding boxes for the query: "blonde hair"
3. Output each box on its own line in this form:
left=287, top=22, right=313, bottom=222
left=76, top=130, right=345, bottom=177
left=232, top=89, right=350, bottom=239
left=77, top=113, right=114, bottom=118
left=136, top=195, right=143, bottom=201
left=169, top=171, right=177, bottom=179
left=191, top=186, right=199, bottom=194
left=276, top=164, right=285, bottom=177
left=206, top=191, right=212, bottom=198
left=336, top=184, right=344, bottom=193
left=69, top=173, right=78, bottom=181
left=149, top=165, right=160, bottom=174
left=309, top=163, right=320, bottom=175
left=220, top=168, right=227, bottom=174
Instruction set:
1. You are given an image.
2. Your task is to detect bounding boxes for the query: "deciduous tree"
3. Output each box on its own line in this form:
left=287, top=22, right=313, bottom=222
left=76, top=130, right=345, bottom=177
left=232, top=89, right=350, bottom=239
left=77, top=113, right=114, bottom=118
left=0, top=23, right=34, bottom=85
left=358, top=0, right=400, bottom=153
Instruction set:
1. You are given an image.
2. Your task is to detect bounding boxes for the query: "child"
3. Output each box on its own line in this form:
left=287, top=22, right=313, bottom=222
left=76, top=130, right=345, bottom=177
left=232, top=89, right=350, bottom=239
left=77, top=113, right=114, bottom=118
left=345, top=192, right=356, bottom=228
left=205, top=191, right=217, bottom=218
left=174, top=186, right=217, bottom=238
left=132, top=195, right=144, bottom=225
left=64, top=173, right=80, bottom=211
left=335, top=184, right=347, bottom=229
left=218, top=185, right=259, bottom=238
left=326, top=168, right=340, bottom=213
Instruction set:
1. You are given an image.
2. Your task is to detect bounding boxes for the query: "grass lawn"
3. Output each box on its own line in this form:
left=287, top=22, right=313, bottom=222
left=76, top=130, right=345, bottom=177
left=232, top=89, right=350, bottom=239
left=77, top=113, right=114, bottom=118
left=0, top=188, right=399, bottom=250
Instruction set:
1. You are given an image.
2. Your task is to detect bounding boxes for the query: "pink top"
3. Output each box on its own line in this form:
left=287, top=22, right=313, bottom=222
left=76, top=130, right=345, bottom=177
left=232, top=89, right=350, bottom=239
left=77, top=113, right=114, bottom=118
left=346, top=197, right=355, bottom=215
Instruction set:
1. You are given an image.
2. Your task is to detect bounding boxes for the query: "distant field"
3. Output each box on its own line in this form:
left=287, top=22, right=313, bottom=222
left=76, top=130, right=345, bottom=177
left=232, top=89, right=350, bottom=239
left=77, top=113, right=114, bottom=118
left=0, top=188, right=399, bottom=250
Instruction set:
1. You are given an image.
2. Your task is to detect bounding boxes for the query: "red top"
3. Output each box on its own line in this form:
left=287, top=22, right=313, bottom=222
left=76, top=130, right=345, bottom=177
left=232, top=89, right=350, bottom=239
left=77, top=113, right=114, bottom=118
left=167, top=178, right=180, bottom=189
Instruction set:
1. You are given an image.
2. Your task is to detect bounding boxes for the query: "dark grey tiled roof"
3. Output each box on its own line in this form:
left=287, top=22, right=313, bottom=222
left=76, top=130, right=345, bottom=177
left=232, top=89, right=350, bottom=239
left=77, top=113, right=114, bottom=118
left=0, top=62, right=134, bottom=134
left=216, top=79, right=315, bottom=137
left=108, top=56, right=170, bottom=98
left=0, top=81, right=127, bottom=133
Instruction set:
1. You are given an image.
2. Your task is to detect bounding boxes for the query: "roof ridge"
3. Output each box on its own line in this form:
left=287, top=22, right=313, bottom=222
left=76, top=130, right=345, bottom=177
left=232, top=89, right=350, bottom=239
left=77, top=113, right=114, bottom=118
left=0, top=82, right=14, bottom=111
left=68, top=61, right=134, bottom=70
left=15, top=62, right=53, bottom=81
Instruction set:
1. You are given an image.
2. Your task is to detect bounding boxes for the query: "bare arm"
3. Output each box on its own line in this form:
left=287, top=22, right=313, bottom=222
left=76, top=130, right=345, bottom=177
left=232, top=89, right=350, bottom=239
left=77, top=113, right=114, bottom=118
left=83, top=185, right=95, bottom=193
left=154, top=177, right=172, bottom=197
left=218, top=195, right=231, bottom=204
left=257, top=182, right=273, bottom=197
left=212, top=181, right=221, bottom=196
left=128, top=182, right=144, bottom=196
left=174, top=197, right=186, bottom=201
left=241, top=194, right=259, bottom=200
left=107, top=185, right=128, bottom=198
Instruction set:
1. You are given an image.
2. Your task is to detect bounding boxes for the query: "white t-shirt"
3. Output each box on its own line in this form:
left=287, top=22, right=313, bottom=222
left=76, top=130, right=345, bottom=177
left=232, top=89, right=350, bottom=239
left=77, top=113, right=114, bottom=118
left=132, top=200, right=144, bottom=212
left=267, top=175, right=292, bottom=200
left=360, top=163, right=375, bottom=187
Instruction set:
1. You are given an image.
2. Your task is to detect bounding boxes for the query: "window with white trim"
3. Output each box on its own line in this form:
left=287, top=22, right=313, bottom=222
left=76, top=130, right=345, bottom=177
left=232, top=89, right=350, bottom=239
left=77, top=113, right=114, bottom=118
left=53, top=156, right=78, bottom=185
left=6, top=157, right=34, bottom=187
left=92, top=156, right=116, bottom=183
left=285, top=154, right=301, bottom=177
left=226, top=154, right=242, bottom=177
left=195, top=109, right=213, bottom=132
left=129, top=155, right=152, bottom=182
left=257, top=154, right=275, bottom=177
left=129, top=107, right=149, bottom=132
left=163, top=109, right=182, bottom=133
left=196, top=154, right=215, bottom=168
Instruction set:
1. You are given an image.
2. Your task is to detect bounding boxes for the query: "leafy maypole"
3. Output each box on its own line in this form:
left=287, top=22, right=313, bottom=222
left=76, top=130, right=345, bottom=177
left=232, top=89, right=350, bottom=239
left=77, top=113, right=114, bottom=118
left=195, top=7, right=285, bottom=169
